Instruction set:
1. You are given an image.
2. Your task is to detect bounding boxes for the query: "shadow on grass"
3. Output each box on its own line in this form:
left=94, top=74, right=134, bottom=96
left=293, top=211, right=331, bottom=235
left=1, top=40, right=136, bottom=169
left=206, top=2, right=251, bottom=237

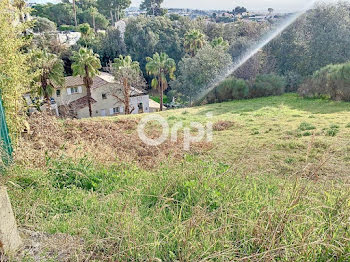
left=196, top=94, right=350, bottom=116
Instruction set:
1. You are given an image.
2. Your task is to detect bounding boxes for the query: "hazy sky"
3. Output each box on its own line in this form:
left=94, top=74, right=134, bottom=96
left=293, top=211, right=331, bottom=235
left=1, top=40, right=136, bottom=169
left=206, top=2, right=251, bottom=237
left=131, top=0, right=323, bottom=11
left=32, top=0, right=336, bottom=12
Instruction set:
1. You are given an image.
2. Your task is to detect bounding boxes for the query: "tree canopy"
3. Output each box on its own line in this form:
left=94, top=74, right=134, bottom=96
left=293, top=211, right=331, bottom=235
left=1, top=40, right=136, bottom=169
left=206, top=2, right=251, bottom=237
left=171, top=45, right=232, bottom=104
left=140, top=0, right=166, bottom=16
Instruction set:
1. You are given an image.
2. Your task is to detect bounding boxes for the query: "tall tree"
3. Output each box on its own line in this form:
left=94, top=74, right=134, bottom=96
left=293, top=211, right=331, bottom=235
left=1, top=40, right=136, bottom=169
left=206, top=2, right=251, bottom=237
left=33, top=3, right=76, bottom=26
left=140, top=0, right=165, bottom=16
left=268, top=8, right=274, bottom=16
left=146, top=52, right=176, bottom=111
left=0, top=0, right=31, bottom=140
left=124, top=16, right=188, bottom=77
left=31, top=50, right=65, bottom=107
left=89, top=6, right=98, bottom=32
left=72, top=0, right=78, bottom=26
left=112, top=55, right=145, bottom=114
left=184, top=29, right=206, bottom=57
left=97, top=28, right=126, bottom=66
left=233, top=6, right=247, bottom=15
left=75, top=0, right=98, bottom=10
left=97, top=0, right=115, bottom=24
left=170, top=45, right=232, bottom=105
left=114, top=0, right=131, bottom=21
left=98, top=0, right=131, bottom=24
left=71, top=48, right=101, bottom=117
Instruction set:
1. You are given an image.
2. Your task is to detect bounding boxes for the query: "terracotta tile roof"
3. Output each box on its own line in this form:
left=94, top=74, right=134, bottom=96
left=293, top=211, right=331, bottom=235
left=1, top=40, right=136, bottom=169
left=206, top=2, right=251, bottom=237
left=62, top=72, right=116, bottom=90
left=61, top=72, right=147, bottom=96
left=68, top=96, right=97, bottom=110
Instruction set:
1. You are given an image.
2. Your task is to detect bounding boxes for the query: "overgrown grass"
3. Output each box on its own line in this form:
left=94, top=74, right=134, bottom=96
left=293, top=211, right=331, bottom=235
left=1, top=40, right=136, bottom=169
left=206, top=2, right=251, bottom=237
left=2, top=94, right=350, bottom=261
left=4, top=156, right=350, bottom=261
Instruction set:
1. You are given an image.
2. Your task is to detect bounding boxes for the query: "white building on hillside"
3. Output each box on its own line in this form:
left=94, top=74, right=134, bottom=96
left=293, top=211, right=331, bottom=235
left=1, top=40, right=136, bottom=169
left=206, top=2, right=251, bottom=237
left=49, top=72, right=150, bottom=118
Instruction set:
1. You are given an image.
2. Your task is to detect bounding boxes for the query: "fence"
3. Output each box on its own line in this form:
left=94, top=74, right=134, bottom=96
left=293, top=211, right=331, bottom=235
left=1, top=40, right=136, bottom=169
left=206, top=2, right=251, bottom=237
left=0, top=89, right=13, bottom=165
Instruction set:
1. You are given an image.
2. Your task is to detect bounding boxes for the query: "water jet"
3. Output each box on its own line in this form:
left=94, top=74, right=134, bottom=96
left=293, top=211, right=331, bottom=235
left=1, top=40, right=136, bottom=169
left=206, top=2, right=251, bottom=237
left=195, top=0, right=319, bottom=104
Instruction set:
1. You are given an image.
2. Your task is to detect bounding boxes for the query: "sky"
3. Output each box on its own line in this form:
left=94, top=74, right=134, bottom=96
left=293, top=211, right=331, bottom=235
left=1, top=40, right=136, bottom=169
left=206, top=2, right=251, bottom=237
left=131, top=0, right=323, bottom=12
left=30, top=0, right=334, bottom=12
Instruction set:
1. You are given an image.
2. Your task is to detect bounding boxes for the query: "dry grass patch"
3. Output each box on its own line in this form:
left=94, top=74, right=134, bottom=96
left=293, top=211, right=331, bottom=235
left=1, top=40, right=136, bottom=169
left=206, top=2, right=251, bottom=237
left=213, top=120, right=235, bottom=131
left=15, top=113, right=211, bottom=169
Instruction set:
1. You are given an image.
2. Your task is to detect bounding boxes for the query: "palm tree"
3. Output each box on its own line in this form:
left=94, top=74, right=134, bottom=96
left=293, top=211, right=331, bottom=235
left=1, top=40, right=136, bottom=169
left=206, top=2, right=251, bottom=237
left=112, top=55, right=144, bottom=114
left=89, top=7, right=98, bottom=32
left=71, top=48, right=101, bottom=117
left=146, top=52, right=176, bottom=111
left=32, top=50, right=64, bottom=108
left=184, top=29, right=206, bottom=57
left=211, top=37, right=229, bottom=50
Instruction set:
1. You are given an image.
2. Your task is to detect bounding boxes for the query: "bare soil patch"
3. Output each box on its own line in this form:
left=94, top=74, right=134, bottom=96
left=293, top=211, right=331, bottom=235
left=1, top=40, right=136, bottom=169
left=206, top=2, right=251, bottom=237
left=15, top=113, right=211, bottom=168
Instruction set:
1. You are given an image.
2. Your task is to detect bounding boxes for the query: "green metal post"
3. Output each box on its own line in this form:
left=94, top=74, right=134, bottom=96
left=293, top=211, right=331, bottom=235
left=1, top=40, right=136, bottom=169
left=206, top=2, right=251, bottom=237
left=0, top=89, right=13, bottom=165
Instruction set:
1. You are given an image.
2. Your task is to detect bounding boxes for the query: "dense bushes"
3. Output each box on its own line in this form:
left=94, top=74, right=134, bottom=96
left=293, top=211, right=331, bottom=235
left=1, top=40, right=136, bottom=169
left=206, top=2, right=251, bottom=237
left=207, top=77, right=249, bottom=103
left=298, top=62, right=350, bottom=101
left=33, top=3, right=109, bottom=30
left=33, top=17, right=57, bottom=33
left=251, top=74, right=286, bottom=97
left=206, top=74, right=286, bottom=104
left=59, top=24, right=75, bottom=32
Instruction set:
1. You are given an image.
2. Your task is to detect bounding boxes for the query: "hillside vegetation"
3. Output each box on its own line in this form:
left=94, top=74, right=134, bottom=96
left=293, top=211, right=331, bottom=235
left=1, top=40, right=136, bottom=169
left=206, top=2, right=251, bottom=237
left=2, top=94, right=350, bottom=261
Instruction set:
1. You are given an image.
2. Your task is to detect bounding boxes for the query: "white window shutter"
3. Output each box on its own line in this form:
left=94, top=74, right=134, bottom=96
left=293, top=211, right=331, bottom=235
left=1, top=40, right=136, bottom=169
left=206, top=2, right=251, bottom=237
left=120, top=106, right=124, bottom=113
left=67, top=88, right=72, bottom=95
left=109, top=108, right=114, bottom=115
left=78, top=86, right=83, bottom=93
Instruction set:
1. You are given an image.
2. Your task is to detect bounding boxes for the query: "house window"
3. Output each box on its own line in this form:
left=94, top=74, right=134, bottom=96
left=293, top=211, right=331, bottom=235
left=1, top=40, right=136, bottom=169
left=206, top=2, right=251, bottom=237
left=56, top=90, right=61, bottom=97
left=67, top=86, right=82, bottom=95
left=102, top=93, right=107, bottom=100
left=110, top=107, right=122, bottom=115
left=71, top=87, right=79, bottom=94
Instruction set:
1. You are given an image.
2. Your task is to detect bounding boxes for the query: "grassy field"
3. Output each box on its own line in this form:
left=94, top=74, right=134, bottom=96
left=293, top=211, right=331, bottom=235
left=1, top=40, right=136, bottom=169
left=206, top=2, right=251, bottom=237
left=2, top=94, right=350, bottom=261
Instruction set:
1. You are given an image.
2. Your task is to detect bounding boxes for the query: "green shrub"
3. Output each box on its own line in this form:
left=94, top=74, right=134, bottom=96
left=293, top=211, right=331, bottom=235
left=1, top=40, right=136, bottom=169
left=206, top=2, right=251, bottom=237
left=285, top=71, right=304, bottom=92
left=303, top=131, right=312, bottom=136
left=78, top=23, right=93, bottom=37
left=251, top=74, right=286, bottom=98
left=299, top=122, right=316, bottom=131
left=324, top=125, right=340, bottom=137
left=299, top=61, right=350, bottom=101
left=59, top=24, right=75, bottom=32
left=208, top=77, right=249, bottom=103
left=33, top=17, right=57, bottom=33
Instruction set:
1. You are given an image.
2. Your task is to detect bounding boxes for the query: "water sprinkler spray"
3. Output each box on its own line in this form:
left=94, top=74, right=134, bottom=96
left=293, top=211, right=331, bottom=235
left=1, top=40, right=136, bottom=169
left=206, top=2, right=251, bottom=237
left=195, top=0, right=319, bottom=104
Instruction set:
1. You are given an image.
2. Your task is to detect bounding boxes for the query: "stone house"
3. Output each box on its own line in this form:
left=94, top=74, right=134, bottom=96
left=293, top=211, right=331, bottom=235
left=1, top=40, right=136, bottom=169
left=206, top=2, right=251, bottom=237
left=52, top=72, right=150, bottom=118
